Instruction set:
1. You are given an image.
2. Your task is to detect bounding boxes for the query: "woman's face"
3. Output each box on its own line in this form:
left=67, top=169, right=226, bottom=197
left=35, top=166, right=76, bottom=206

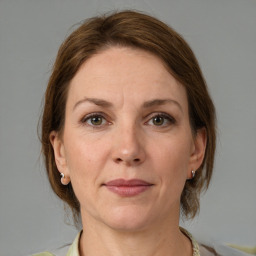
left=51, top=47, right=206, bottom=231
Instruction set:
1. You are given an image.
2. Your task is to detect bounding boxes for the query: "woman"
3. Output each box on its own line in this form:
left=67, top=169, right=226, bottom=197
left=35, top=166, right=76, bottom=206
left=38, top=10, right=222, bottom=256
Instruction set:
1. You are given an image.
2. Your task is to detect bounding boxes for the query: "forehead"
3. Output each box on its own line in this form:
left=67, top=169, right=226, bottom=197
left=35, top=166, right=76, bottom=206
left=67, top=47, right=188, bottom=109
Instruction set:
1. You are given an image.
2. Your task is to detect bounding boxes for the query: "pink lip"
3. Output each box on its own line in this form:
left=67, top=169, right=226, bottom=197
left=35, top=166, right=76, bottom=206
left=104, top=179, right=153, bottom=197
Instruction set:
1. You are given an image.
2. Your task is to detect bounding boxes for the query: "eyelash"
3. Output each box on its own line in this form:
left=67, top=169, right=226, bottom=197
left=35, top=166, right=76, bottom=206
left=80, top=112, right=176, bottom=128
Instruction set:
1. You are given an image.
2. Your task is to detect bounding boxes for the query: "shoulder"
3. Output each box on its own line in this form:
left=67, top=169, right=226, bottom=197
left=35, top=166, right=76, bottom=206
left=31, top=245, right=70, bottom=256
left=32, top=252, right=55, bottom=256
left=199, top=241, right=253, bottom=256
left=31, top=232, right=80, bottom=256
left=181, top=227, right=252, bottom=256
left=199, top=244, right=217, bottom=256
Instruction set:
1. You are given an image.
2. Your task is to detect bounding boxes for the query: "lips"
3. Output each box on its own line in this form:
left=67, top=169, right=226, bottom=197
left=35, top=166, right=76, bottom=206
left=104, top=179, right=153, bottom=197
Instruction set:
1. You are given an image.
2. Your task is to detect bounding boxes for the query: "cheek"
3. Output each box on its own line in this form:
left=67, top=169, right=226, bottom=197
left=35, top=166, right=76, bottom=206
left=63, top=131, right=111, bottom=182
left=151, top=136, right=192, bottom=181
left=63, top=135, right=111, bottom=206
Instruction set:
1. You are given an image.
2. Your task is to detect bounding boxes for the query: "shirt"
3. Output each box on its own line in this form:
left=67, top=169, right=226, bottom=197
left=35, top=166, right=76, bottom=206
left=32, top=228, right=251, bottom=256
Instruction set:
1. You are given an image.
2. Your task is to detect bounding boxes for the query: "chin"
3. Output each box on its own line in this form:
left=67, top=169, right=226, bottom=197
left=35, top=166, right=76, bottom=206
left=101, top=205, right=154, bottom=232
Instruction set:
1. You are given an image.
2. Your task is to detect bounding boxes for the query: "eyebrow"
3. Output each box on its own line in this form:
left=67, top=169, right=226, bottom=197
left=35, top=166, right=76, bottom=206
left=73, top=97, right=113, bottom=111
left=143, top=99, right=183, bottom=112
left=73, top=97, right=183, bottom=112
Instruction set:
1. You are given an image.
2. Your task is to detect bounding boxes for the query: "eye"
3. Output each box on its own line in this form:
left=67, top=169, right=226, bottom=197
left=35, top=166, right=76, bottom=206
left=146, top=113, right=175, bottom=127
left=89, top=116, right=104, bottom=126
left=81, top=113, right=108, bottom=127
left=152, top=116, right=165, bottom=126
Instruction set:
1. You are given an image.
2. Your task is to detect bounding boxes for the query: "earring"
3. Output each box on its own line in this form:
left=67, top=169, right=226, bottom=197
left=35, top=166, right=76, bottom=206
left=191, top=170, right=196, bottom=179
left=60, top=173, right=69, bottom=185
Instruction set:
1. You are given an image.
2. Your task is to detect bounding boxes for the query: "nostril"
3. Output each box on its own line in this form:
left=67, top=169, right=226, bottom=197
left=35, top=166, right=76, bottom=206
left=115, top=158, right=140, bottom=163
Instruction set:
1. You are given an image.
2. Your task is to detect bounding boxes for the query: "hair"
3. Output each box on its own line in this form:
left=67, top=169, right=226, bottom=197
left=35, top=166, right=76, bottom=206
left=41, top=10, right=216, bottom=221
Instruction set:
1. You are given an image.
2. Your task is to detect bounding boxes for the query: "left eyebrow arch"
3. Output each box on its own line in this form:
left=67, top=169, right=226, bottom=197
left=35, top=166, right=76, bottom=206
left=142, top=99, right=183, bottom=112
left=73, top=97, right=113, bottom=111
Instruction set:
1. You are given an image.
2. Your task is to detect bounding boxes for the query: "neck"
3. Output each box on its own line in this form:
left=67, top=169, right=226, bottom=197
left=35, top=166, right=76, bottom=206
left=79, top=213, right=192, bottom=256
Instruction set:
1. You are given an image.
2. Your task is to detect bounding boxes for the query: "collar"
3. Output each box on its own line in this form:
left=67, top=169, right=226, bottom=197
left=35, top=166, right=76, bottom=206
left=66, top=227, right=200, bottom=256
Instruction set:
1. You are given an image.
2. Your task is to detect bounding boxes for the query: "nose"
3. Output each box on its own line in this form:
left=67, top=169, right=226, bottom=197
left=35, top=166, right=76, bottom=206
left=111, top=124, right=146, bottom=166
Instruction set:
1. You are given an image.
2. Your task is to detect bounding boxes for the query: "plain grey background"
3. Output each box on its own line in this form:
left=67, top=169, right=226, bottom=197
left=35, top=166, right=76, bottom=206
left=0, top=0, right=255, bottom=255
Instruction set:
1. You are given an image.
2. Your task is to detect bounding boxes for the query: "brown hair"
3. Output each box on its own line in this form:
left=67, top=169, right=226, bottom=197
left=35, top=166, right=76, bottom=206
left=41, top=10, right=216, bottom=220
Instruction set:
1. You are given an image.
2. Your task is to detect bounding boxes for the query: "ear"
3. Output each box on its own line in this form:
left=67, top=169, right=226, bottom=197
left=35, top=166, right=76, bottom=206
left=187, top=128, right=207, bottom=179
left=49, top=131, right=70, bottom=185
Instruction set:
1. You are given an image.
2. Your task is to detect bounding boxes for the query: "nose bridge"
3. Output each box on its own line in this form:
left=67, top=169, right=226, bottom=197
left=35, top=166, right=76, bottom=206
left=112, top=118, right=145, bottom=165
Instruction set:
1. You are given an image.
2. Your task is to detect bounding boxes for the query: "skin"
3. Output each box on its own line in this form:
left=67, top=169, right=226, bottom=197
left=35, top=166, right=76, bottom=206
left=51, top=47, right=206, bottom=256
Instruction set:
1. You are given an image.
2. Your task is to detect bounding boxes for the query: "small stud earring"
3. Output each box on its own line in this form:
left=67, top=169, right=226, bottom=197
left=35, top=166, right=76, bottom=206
left=191, top=170, right=196, bottom=178
left=60, top=173, right=69, bottom=185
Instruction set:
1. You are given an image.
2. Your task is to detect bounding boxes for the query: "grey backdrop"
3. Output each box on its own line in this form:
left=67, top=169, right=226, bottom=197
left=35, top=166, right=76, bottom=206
left=0, top=1, right=255, bottom=255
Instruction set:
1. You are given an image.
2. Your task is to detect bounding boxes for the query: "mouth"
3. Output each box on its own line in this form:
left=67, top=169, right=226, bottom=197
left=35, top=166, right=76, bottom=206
left=103, top=179, right=153, bottom=197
